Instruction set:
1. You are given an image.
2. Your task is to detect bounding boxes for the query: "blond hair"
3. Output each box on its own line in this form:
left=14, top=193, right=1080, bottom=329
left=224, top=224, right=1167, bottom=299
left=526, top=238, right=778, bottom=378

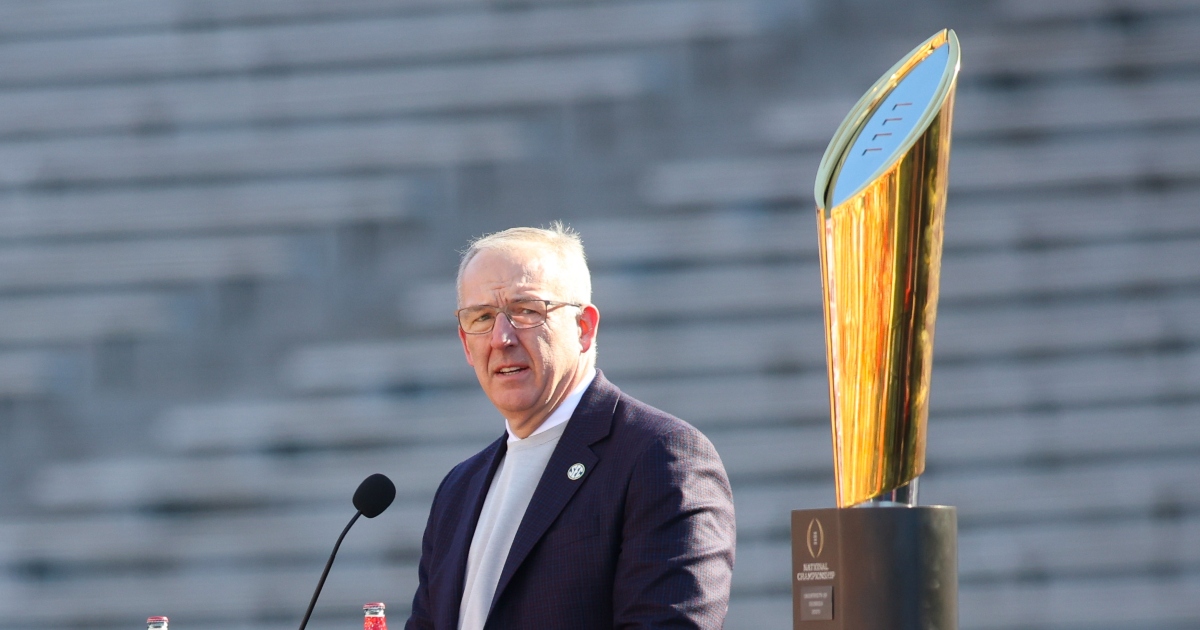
left=456, top=222, right=592, bottom=306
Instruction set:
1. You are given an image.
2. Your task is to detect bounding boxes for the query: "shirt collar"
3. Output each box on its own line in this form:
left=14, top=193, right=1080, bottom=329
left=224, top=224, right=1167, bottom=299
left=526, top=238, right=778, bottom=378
left=505, top=367, right=596, bottom=443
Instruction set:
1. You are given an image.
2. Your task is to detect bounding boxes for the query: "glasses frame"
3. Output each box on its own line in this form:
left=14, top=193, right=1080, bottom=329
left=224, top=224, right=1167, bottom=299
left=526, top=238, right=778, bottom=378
left=456, top=299, right=583, bottom=335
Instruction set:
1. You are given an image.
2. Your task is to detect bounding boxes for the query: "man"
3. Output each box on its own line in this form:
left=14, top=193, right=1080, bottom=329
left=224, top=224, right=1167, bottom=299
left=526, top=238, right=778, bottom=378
left=406, top=224, right=736, bottom=630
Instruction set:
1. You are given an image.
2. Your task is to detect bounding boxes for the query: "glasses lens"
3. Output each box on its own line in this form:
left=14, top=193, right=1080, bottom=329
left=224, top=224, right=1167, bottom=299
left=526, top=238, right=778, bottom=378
left=506, top=300, right=549, bottom=327
left=458, top=305, right=498, bottom=334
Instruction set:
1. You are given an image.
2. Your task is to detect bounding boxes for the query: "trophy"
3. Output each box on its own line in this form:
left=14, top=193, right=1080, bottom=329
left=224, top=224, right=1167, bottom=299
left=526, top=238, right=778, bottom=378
left=792, top=30, right=961, bottom=629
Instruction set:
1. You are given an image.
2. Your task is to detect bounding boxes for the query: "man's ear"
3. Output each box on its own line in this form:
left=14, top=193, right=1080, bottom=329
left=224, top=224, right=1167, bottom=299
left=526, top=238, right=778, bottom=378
left=577, top=304, right=600, bottom=353
left=458, top=325, right=475, bottom=366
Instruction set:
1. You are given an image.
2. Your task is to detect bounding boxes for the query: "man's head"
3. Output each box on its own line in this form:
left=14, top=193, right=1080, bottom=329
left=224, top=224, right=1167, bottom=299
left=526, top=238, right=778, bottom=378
left=456, top=224, right=600, bottom=438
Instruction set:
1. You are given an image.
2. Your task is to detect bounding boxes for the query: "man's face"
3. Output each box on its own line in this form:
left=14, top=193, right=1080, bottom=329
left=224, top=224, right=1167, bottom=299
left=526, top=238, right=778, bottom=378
left=457, top=246, right=598, bottom=436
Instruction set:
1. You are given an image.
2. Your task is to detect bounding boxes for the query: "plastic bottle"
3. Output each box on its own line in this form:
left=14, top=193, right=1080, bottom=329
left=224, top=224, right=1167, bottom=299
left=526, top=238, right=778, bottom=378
left=363, top=602, right=386, bottom=630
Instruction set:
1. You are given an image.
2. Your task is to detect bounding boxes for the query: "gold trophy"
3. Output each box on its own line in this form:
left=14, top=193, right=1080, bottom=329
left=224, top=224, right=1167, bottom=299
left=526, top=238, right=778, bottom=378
left=816, top=29, right=959, bottom=508
left=792, top=30, right=961, bottom=628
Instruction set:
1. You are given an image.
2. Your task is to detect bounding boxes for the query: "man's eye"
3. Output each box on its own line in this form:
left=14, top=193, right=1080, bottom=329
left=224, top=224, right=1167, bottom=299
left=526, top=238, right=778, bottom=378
left=473, top=312, right=494, bottom=324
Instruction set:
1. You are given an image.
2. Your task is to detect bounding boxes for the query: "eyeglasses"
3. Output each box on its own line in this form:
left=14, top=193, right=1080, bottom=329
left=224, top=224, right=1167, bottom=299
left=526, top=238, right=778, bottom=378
left=456, top=299, right=582, bottom=335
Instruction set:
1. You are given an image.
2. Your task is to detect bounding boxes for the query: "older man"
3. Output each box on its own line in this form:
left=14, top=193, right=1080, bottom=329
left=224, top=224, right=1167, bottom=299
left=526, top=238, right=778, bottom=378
left=406, top=225, right=735, bottom=630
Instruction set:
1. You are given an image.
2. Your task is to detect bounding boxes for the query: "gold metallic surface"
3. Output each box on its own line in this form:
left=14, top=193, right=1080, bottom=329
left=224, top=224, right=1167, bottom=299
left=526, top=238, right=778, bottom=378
left=815, top=30, right=960, bottom=508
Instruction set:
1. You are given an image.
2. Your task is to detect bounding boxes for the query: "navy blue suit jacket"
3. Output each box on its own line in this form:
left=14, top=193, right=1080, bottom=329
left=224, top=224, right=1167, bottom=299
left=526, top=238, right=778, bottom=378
left=405, top=371, right=736, bottom=629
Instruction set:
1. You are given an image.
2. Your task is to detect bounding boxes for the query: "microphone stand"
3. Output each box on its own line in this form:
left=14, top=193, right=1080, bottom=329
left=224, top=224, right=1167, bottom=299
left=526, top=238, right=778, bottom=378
left=298, top=510, right=363, bottom=630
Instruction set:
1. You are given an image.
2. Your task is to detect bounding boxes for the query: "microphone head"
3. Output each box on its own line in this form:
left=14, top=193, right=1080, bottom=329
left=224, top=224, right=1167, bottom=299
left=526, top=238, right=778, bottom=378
left=353, top=473, right=396, bottom=518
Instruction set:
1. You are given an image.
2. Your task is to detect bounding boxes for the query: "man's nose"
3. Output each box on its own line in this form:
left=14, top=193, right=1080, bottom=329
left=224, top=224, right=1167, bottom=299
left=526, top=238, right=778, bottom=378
left=489, top=311, right=517, bottom=347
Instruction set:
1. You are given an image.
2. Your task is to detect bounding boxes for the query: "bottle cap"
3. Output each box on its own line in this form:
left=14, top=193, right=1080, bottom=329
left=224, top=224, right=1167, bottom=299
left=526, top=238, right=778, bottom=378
left=364, top=602, right=385, bottom=616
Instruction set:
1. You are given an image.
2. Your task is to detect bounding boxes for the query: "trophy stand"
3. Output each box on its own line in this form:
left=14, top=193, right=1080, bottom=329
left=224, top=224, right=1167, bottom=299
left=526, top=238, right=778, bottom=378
left=794, top=30, right=961, bottom=630
left=790, top=506, right=957, bottom=628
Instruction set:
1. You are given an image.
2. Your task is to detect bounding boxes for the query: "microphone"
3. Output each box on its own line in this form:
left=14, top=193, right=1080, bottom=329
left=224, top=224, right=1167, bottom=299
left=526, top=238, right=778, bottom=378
left=298, top=473, right=396, bottom=630
left=354, top=472, right=397, bottom=518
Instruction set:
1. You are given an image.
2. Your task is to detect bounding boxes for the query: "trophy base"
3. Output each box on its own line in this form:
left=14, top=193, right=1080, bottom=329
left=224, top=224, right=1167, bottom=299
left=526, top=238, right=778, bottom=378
left=791, top=505, right=957, bottom=630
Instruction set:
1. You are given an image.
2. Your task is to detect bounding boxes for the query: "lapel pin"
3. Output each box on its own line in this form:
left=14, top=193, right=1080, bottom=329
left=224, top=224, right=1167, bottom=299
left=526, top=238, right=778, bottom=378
left=567, top=463, right=586, bottom=481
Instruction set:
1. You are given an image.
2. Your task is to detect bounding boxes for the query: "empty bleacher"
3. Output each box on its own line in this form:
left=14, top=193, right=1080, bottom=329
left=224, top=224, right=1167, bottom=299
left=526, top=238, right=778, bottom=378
left=0, top=0, right=1196, bottom=629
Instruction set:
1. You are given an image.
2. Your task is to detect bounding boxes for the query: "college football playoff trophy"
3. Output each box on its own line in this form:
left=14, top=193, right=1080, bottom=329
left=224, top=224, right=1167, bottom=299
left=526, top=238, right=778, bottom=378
left=791, top=30, right=961, bottom=629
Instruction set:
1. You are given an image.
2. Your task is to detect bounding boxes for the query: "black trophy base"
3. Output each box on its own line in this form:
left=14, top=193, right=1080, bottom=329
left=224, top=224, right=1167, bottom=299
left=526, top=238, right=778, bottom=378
left=791, top=505, right=957, bottom=630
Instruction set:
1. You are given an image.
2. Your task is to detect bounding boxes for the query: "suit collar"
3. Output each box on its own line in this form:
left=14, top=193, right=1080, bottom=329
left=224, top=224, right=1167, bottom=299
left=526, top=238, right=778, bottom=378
left=487, top=370, right=619, bottom=615
left=562, top=369, right=618, bottom=445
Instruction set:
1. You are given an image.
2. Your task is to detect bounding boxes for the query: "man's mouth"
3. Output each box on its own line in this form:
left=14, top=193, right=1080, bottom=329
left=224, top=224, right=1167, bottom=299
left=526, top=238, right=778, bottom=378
left=496, top=366, right=526, bottom=375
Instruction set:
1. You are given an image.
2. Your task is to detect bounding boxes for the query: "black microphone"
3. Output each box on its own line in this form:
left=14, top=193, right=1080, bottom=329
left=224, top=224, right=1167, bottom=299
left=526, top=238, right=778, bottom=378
left=353, top=472, right=397, bottom=518
left=298, top=473, right=396, bottom=630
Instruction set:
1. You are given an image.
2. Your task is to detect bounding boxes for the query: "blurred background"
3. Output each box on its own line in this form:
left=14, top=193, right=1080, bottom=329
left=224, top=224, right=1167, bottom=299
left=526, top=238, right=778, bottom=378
left=0, top=0, right=1196, bottom=628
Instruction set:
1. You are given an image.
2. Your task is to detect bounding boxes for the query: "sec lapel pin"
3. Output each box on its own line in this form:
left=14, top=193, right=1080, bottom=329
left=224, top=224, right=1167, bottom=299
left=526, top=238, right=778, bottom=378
left=567, top=463, right=586, bottom=481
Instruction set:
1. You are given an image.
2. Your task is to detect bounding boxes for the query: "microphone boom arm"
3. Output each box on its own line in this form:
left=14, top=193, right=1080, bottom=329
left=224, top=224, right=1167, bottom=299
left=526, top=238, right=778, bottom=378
left=298, top=510, right=363, bottom=630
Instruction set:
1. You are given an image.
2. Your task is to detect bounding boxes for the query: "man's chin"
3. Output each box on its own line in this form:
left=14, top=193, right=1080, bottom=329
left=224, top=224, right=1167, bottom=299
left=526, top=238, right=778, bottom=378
left=486, top=391, right=540, bottom=417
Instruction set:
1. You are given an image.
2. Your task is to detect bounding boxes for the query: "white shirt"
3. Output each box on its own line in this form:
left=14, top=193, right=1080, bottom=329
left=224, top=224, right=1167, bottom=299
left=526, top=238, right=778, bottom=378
left=458, top=368, right=596, bottom=630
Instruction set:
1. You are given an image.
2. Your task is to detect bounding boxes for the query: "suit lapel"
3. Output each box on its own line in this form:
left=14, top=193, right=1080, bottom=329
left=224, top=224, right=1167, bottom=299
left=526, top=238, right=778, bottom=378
left=488, top=373, right=620, bottom=612
left=441, top=433, right=507, bottom=630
